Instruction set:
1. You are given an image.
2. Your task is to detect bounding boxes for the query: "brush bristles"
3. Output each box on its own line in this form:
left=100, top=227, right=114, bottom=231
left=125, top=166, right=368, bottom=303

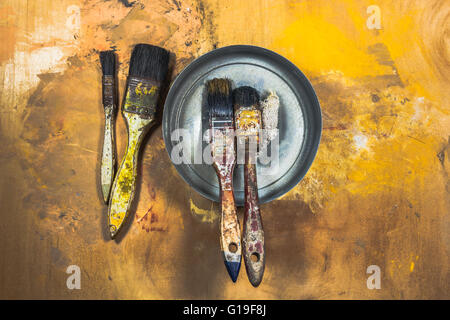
left=207, top=78, right=233, bottom=118
left=129, top=44, right=170, bottom=82
left=100, top=50, right=116, bottom=76
left=233, top=86, right=260, bottom=109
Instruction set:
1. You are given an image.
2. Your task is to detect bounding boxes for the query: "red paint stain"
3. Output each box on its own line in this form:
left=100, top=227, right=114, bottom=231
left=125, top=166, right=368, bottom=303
left=150, top=187, right=156, bottom=200
left=150, top=227, right=167, bottom=232
left=136, top=205, right=153, bottom=224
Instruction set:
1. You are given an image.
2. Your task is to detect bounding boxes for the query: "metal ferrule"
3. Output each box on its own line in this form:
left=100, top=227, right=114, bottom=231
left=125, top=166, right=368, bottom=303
left=210, top=118, right=235, bottom=165
left=211, top=117, right=234, bottom=129
left=102, top=75, right=115, bottom=110
left=235, top=107, right=261, bottom=138
left=123, top=77, right=161, bottom=119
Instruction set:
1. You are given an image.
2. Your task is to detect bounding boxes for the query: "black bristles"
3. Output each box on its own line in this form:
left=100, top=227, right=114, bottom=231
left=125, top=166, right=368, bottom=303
left=206, top=78, right=233, bottom=118
left=233, top=86, right=260, bottom=109
left=99, top=50, right=116, bottom=76
left=129, top=44, right=170, bottom=81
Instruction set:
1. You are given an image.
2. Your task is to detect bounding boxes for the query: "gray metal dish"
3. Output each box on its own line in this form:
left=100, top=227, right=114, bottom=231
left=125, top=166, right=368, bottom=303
left=162, top=45, right=321, bottom=206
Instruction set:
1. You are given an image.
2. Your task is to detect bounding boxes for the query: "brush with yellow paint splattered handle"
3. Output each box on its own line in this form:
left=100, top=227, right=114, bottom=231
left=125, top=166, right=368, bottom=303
left=99, top=50, right=117, bottom=203
left=108, top=44, right=169, bottom=239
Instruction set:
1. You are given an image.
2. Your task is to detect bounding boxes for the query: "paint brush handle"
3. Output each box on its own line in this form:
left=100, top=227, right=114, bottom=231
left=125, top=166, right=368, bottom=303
left=218, top=174, right=242, bottom=282
left=100, top=75, right=116, bottom=203
left=107, top=114, right=153, bottom=238
left=243, top=145, right=265, bottom=287
left=101, top=107, right=115, bottom=203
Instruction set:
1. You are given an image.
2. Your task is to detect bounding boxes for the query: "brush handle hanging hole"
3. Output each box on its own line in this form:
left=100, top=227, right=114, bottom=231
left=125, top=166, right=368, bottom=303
left=229, top=243, right=238, bottom=253
left=250, top=252, right=260, bottom=263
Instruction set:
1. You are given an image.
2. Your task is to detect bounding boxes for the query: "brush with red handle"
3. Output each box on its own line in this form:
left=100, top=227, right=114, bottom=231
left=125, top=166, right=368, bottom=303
left=233, top=86, right=265, bottom=287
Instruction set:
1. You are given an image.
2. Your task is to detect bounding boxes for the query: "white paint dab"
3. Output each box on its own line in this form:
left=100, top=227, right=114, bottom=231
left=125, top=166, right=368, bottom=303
left=353, top=133, right=368, bottom=151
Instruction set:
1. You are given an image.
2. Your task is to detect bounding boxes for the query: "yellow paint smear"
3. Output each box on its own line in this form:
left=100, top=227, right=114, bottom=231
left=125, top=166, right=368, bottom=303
left=189, top=199, right=218, bottom=223
left=273, top=5, right=393, bottom=77
left=347, top=135, right=438, bottom=195
left=135, top=83, right=157, bottom=96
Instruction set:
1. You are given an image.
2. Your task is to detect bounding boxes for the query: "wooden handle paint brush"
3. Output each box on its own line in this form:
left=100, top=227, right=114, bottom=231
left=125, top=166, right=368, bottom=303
left=206, top=79, right=241, bottom=282
left=108, top=44, right=169, bottom=239
left=233, top=86, right=265, bottom=287
left=99, top=50, right=117, bottom=203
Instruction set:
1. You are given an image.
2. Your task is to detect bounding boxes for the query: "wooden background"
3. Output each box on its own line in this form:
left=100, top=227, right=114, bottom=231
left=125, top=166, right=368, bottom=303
left=0, top=0, right=448, bottom=299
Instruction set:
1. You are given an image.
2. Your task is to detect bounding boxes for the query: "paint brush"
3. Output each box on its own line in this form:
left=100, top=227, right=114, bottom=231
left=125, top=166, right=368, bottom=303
left=233, top=86, right=265, bottom=287
left=99, top=50, right=117, bottom=203
left=207, top=78, right=241, bottom=282
left=108, top=44, right=169, bottom=239
left=260, top=91, right=280, bottom=152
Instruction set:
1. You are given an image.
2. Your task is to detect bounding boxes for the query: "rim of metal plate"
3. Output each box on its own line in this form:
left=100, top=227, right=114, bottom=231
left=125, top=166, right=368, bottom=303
left=162, top=45, right=322, bottom=206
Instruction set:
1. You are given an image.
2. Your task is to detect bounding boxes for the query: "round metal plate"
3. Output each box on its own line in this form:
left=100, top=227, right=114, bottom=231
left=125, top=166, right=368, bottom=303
left=162, top=45, right=321, bottom=206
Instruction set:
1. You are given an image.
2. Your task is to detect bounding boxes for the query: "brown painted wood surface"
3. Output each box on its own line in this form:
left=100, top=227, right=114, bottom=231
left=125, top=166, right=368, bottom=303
left=0, top=0, right=448, bottom=299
